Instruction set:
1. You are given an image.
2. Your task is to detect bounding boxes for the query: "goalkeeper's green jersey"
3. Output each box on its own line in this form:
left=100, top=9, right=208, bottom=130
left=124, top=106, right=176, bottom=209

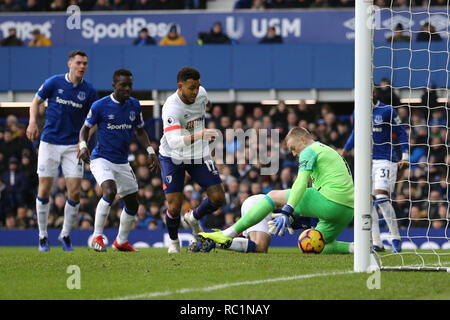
left=297, top=142, right=354, bottom=208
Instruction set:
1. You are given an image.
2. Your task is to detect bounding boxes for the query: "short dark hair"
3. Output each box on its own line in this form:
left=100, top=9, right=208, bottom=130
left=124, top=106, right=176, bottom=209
left=68, top=50, right=87, bottom=60
left=113, top=68, right=133, bottom=82
left=177, top=66, right=200, bottom=83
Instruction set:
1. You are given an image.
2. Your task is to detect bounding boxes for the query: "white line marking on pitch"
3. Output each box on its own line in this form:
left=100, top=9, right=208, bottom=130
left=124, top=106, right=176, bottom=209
left=110, top=270, right=355, bottom=300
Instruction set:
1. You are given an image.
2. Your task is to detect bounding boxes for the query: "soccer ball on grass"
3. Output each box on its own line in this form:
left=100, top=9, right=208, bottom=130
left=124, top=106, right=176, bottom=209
left=298, top=229, right=325, bottom=254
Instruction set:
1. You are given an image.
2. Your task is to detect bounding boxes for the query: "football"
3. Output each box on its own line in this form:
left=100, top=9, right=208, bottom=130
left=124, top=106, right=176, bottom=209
left=298, top=229, right=325, bottom=254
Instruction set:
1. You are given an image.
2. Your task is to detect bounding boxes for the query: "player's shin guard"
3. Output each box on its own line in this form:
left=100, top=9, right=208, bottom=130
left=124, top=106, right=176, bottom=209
left=166, top=210, right=180, bottom=240
left=60, top=199, right=79, bottom=238
left=225, top=195, right=276, bottom=236
left=93, top=196, right=112, bottom=238
left=192, top=198, right=219, bottom=220
left=116, top=207, right=136, bottom=245
left=375, top=194, right=400, bottom=241
left=37, top=196, right=50, bottom=239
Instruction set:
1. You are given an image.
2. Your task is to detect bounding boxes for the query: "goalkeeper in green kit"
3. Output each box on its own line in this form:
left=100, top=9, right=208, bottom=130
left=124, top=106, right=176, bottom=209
left=199, top=127, right=354, bottom=254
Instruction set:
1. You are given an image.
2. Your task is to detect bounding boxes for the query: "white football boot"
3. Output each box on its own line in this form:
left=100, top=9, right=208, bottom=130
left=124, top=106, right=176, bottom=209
left=168, top=239, right=180, bottom=254
left=185, top=210, right=204, bottom=239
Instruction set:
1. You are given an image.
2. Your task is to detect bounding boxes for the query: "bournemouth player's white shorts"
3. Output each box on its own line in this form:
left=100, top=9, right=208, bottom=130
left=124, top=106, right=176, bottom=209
left=372, top=160, right=398, bottom=194
left=37, top=141, right=83, bottom=178
left=241, top=194, right=272, bottom=237
left=90, top=157, right=138, bottom=198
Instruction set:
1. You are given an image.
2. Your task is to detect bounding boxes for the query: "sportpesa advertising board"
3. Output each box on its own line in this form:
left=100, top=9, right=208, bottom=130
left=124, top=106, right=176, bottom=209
left=0, top=8, right=449, bottom=46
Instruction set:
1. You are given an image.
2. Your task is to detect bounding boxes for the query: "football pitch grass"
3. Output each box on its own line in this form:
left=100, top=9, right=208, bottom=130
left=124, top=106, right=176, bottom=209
left=0, top=247, right=449, bottom=300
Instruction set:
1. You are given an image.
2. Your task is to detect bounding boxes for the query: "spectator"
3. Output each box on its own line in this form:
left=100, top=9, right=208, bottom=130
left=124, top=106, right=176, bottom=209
left=233, top=0, right=252, bottom=8
left=386, top=23, right=411, bottom=43
left=0, top=0, right=22, bottom=11
left=1, top=156, right=27, bottom=212
left=259, top=26, right=283, bottom=44
left=159, top=23, right=186, bottom=46
left=310, top=0, right=329, bottom=8
left=290, top=0, right=311, bottom=8
left=111, top=0, right=130, bottom=9
left=133, top=0, right=152, bottom=9
left=330, top=0, right=353, bottom=7
left=136, top=204, right=151, bottom=229
left=1, top=27, right=23, bottom=46
left=50, top=0, right=67, bottom=11
left=4, top=213, right=16, bottom=229
left=150, top=0, right=183, bottom=10
left=133, top=27, right=156, bottom=46
left=28, top=29, right=52, bottom=47
left=250, top=0, right=265, bottom=9
left=266, top=0, right=290, bottom=8
left=416, top=22, right=442, bottom=42
left=22, top=0, right=44, bottom=11
left=270, top=101, right=289, bottom=126
left=198, top=22, right=231, bottom=45
left=91, top=0, right=111, bottom=10
left=421, top=86, right=439, bottom=109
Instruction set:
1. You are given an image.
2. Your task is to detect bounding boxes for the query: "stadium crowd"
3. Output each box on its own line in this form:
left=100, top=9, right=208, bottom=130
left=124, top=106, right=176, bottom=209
left=0, top=0, right=446, bottom=13
left=0, top=86, right=449, bottom=232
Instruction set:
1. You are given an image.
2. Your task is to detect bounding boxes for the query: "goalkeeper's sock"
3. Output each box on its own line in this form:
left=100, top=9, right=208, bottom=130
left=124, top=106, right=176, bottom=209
left=376, top=195, right=401, bottom=241
left=37, top=196, right=50, bottom=239
left=166, top=210, right=180, bottom=240
left=227, top=238, right=256, bottom=253
left=226, top=195, right=276, bottom=236
left=321, top=241, right=352, bottom=254
left=93, top=196, right=112, bottom=238
left=60, top=199, right=79, bottom=238
left=116, top=207, right=136, bottom=245
left=192, top=197, right=218, bottom=220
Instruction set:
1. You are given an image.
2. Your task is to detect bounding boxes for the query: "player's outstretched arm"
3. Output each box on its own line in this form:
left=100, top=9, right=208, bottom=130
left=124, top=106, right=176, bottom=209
left=135, top=127, right=161, bottom=173
left=26, top=97, right=41, bottom=142
left=78, top=124, right=91, bottom=164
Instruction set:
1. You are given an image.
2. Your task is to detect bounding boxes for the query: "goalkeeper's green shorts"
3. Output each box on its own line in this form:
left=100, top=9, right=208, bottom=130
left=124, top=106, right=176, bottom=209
left=286, top=188, right=354, bottom=244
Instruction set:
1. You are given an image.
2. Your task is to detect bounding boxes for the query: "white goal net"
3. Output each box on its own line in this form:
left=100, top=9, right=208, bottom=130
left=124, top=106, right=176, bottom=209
left=370, top=0, right=450, bottom=271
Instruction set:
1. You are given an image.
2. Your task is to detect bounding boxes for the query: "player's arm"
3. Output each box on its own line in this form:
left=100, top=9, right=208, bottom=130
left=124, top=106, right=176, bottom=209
left=392, top=109, right=409, bottom=169
left=27, top=79, right=53, bottom=141
left=78, top=103, right=99, bottom=164
left=135, top=127, right=161, bottom=173
left=342, top=130, right=354, bottom=158
left=78, top=124, right=91, bottom=164
left=26, top=96, right=41, bottom=142
left=163, top=107, right=216, bottom=149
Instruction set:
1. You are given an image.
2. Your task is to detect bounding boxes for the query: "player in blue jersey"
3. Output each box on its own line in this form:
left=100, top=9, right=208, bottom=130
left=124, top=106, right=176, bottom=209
left=342, top=88, right=409, bottom=253
left=78, top=68, right=160, bottom=252
left=26, top=50, right=98, bottom=252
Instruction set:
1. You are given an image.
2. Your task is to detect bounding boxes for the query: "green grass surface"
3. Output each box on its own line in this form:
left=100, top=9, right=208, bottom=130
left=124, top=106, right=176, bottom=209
left=0, top=247, right=449, bottom=300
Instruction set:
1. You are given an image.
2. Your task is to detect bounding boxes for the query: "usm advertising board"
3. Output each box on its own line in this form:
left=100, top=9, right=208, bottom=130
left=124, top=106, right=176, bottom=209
left=0, top=8, right=449, bottom=46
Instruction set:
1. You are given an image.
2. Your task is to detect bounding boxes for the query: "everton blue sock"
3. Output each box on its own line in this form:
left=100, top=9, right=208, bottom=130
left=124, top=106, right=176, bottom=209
left=192, top=197, right=219, bottom=220
left=166, top=210, right=180, bottom=240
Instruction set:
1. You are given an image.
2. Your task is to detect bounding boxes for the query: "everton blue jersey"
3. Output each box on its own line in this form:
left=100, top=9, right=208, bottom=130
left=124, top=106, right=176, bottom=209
left=344, top=101, right=409, bottom=162
left=36, top=74, right=97, bottom=145
left=84, top=94, right=145, bottom=164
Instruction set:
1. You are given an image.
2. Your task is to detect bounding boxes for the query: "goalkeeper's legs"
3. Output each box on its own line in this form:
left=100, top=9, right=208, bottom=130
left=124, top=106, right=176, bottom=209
left=222, top=194, right=277, bottom=237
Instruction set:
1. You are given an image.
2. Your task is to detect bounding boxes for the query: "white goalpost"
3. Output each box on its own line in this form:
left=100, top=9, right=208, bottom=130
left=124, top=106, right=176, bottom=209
left=354, top=0, right=450, bottom=272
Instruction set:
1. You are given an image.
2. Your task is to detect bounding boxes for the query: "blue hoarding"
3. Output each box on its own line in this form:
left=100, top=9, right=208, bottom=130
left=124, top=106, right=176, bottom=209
left=0, top=8, right=449, bottom=46
left=0, top=228, right=449, bottom=251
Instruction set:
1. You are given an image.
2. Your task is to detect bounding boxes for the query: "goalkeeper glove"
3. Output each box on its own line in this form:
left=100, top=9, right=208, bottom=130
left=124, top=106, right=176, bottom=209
left=268, top=213, right=294, bottom=236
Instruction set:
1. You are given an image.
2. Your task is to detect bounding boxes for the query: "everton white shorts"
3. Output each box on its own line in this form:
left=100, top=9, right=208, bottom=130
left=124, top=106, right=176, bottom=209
left=37, top=141, right=83, bottom=178
left=90, top=157, right=138, bottom=198
left=372, top=160, right=398, bottom=194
